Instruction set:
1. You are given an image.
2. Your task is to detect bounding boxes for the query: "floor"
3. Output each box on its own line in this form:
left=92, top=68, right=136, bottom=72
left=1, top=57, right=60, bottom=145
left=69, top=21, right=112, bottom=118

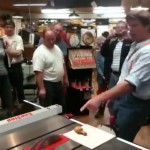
left=73, top=71, right=150, bottom=149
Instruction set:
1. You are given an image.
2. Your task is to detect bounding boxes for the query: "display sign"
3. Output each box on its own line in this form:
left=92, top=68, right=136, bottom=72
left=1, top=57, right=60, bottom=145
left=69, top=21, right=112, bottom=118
left=68, top=49, right=96, bottom=69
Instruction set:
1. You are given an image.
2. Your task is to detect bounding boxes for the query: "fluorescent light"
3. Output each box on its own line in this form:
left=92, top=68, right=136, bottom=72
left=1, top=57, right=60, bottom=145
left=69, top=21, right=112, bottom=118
left=109, top=18, right=125, bottom=23
left=93, top=6, right=125, bottom=19
left=131, top=6, right=149, bottom=11
left=94, top=6, right=124, bottom=10
left=38, top=19, right=57, bottom=23
left=40, top=14, right=70, bottom=19
left=41, top=8, right=70, bottom=14
left=82, top=19, right=96, bottom=23
left=13, top=3, right=46, bottom=6
left=93, top=6, right=125, bottom=14
left=12, top=16, right=23, bottom=19
left=69, top=16, right=79, bottom=19
left=101, top=12, right=126, bottom=18
left=93, top=9, right=125, bottom=14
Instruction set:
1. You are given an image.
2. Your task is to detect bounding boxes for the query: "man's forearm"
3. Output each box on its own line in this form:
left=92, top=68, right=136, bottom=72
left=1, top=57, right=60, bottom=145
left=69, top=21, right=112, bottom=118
left=97, top=81, right=134, bottom=102
left=6, top=47, right=22, bottom=57
left=35, top=71, right=45, bottom=90
left=63, top=64, right=68, bottom=80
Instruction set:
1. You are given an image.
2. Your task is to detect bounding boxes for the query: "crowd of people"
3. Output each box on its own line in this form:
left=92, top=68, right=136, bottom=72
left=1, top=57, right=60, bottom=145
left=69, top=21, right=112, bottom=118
left=0, top=9, right=150, bottom=144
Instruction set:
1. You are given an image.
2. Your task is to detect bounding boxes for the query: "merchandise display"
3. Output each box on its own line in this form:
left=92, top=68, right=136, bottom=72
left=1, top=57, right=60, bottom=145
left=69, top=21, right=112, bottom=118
left=69, top=33, right=80, bottom=47
left=66, top=48, right=93, bottom=115
left=68, top=49, right=96, bottom=69
left=70, top=79, right=90, bottom=90
left=65, top=25, right=96, bottom=48
left=80, top=28, right=96, bottom=47
left=82, top=31, right=94, bottom=45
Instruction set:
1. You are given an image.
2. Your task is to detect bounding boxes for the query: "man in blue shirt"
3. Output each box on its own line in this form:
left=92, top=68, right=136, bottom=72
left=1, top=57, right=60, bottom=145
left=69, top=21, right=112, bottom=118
left=81, top=10, right=150, bottom=142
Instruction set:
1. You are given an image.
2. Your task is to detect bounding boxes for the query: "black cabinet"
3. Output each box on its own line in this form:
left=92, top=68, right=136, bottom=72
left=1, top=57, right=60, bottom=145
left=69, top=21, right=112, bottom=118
left=66, top=48, right=95, bottom=115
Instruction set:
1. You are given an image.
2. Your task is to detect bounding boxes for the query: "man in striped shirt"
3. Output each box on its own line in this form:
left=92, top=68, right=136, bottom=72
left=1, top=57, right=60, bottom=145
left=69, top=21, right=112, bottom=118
left=101, top=21, right=132, bottom=88
left=101, top=21, right=132, bottom=114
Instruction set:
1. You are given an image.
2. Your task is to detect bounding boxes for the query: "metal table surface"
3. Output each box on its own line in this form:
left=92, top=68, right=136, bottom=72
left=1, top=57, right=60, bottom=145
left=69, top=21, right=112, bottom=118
left=0, top=115, right=144, bottom=150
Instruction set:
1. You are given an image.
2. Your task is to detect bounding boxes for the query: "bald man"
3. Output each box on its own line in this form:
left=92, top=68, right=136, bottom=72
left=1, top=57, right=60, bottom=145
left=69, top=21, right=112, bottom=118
left=33, top=30, right=68, bottom=111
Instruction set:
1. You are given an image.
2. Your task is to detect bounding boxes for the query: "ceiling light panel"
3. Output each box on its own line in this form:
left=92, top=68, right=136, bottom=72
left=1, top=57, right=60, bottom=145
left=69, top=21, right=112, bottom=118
left=131, top=6, right=149, bottom=11
left=13, top=3, right=46, bottom=6
left=41, top=9, right=70, bottom=14
left=93, top=6, right=125, bottom=14
left=41, top=14, right=70, bottom=19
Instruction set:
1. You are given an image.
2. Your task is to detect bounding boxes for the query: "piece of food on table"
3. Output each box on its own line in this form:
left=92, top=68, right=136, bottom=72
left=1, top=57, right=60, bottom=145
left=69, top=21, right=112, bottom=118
left=74, top=126, right=87, bottom=136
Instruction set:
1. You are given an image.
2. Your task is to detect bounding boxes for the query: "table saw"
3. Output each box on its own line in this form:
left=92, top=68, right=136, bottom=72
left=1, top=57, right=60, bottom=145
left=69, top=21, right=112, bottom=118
left=0, top=104, right=147, bottom=150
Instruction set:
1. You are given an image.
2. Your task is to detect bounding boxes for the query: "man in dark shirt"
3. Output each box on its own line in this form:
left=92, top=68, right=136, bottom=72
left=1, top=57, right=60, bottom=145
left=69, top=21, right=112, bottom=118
left=101, top=21, right=132, bottom=114
left=53, top=23, right=68, bottom=57
left=101, top=21, right=132, bottom=87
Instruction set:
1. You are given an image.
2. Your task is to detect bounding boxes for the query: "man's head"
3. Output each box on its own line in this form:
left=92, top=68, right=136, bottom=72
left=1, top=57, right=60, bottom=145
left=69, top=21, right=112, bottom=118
left=96, top=36, right=106, bottom=48
left=126, top=10, right=150, bottom=42
left=43, top=29, right=56, bottom=49
left=115, top=20, right=128, bottom=38
left=4, top=19, right=15, bottom=36
left=52, top=23, right=63, bottom=39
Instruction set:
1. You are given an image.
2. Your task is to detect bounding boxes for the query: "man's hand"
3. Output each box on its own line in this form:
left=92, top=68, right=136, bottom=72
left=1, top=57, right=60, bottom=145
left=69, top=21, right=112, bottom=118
left=63, top=77, right=69, bottom=87
left=80, top=96, right=102, bottom=114
left=6, top=46, right=12, bottom=53
left=5, top=46, right=22, bottom=57
left=39, top=88, right=46, bottom=99
left=80, top=81, right=133, bottom=114
left=3, top=39, right=10, bottom=49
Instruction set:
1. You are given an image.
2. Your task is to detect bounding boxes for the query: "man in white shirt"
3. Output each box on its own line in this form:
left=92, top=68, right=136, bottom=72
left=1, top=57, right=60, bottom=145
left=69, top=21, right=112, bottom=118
left=33, top=29, right=68, bottom=112
left=81, top=10, right=150, bottom=142
left=4, top=19, right=25, bottom=105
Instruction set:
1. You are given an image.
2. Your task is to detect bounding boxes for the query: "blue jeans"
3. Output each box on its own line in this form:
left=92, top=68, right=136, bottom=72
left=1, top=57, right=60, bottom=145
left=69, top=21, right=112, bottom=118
left=113, top=94, right=150, bottom=142
left=108, top=72, right=120, bottom=115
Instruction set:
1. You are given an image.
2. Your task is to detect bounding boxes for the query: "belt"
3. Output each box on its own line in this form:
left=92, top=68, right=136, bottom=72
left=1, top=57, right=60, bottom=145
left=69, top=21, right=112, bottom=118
left=44, top=80, right=61, bottom=84
left=11, top=62, right=22, bottom=66
left=112, top=71, right=120, bottom=75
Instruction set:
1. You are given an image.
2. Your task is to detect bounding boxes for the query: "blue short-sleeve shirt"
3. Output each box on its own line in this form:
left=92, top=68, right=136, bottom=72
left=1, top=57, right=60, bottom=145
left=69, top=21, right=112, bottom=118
left=118, top=39, right=150, bottom=100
